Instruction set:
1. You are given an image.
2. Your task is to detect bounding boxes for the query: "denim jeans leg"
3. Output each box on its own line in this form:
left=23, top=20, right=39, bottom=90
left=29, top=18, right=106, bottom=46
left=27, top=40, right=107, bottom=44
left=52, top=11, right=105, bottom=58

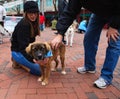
left=101, top=29, right=120, bottom=83
left=11, top=51, right=41, bottom=76
left=40, top=24, right=43, bottom=31
left=84, top=14, right=106, bottom=71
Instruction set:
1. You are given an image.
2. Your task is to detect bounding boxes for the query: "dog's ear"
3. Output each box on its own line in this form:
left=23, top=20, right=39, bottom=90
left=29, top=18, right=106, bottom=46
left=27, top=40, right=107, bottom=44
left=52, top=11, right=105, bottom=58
left=25, top=43, right=33, bottom=54
left=44, top=42, right=51, bottom=51
left=26, top=42, right=38, bottom=54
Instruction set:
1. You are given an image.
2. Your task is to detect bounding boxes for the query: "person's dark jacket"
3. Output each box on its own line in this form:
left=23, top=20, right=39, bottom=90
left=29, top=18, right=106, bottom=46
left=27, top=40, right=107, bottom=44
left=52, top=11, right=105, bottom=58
left=11, top=18, right=36, bottom=62
left=57, top=0, right=120, bottom=36
left=58, top=0, right=68, bottom=16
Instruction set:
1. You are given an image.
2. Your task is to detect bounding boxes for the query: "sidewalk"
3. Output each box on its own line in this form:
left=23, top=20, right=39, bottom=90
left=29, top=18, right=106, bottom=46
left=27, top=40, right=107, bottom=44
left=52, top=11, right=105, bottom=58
left=0, top=27, right=120, bottom=99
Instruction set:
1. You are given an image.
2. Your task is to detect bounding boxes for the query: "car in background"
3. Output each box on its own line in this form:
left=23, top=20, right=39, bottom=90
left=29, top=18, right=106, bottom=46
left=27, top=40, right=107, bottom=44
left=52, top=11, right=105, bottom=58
left=4, top=16, right=23, bottom=33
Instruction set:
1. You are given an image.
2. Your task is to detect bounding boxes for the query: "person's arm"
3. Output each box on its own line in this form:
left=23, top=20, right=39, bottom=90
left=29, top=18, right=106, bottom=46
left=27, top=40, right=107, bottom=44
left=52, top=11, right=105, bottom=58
left=106, top=27, right=120, bottom=43
left=33, top=58, right=49, bottom=66
left=107, top=2, right=120, bottom=42
left=57, top=0, right=82, bottom=36
left=17, top=23, right=31, bottom=52
left=106, top=16, right=120, bottom=42
left=51, top=0, right=82, bottom=49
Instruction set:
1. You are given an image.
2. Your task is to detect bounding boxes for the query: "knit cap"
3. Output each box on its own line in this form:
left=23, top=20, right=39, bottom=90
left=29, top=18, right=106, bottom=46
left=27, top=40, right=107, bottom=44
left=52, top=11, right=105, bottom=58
left=24, top=1, right=39, bottom=13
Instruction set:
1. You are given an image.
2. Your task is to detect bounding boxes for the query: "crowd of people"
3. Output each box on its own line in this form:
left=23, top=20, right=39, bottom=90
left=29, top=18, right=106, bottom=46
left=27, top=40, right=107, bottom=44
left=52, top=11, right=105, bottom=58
left=9, top=0, right=120, bottom=89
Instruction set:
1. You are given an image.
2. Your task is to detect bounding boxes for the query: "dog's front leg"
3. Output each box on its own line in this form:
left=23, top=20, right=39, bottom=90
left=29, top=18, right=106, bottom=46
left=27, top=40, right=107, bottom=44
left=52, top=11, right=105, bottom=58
left=51, top=57, right=59, bottom=72
left=41, top=64, right=51, bottom=86
left=38, top=65, right=44, bottom=82
left=60, top=55, right=66, bottom=75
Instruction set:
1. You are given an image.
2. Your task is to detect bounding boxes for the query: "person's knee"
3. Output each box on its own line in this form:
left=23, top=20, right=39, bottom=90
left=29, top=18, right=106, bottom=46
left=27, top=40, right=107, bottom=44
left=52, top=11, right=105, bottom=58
left=29, top=64, right=42, bottom=76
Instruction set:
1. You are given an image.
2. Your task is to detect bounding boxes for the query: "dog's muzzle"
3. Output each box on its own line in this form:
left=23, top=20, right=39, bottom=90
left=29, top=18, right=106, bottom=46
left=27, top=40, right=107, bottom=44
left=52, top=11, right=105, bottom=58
left=34, top=51, right=45, bottom=60
left=37, top=53, right=44, bottom=60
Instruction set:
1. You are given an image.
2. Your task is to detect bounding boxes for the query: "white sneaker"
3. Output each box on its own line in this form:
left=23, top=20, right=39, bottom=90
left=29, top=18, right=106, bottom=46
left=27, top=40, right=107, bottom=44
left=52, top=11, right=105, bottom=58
left=77, top=67, right=96, bottom=74
left=94, top=77, right=110, bottom=89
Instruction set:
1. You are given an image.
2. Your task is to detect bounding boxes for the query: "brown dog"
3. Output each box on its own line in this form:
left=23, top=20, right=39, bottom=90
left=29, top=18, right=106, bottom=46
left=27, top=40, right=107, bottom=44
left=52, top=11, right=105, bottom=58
left=26, top=42, right=66, bottom=85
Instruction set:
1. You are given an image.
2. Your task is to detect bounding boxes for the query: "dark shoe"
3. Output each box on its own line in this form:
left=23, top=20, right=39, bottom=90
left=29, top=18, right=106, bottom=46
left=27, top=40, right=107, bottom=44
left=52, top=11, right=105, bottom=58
left=62, top=40, right=66, bottom=44
left=54, top=32, right=58, bottom=34
left=11, top=58, right=21, bottom=69
left=11, top=58, right=30, bottom=72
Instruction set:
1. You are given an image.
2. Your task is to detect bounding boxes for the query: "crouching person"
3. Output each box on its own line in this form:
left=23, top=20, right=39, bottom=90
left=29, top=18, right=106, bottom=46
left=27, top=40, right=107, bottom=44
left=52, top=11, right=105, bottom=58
left=11, top=1, right=43, bottom=76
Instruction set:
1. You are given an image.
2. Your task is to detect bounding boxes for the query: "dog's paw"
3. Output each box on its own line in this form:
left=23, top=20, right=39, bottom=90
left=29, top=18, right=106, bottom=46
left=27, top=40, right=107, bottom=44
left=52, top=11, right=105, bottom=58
left=41, top=82, right=46, bottom=86
left=66, top=44, right=68, bottom=46
left=38, top=77, right=42, bottom=82
left=61, top=71, right=67, bottom=75
left=51, top=68, right=57, bottom=72
left=41, top=81, right=48, bottom=86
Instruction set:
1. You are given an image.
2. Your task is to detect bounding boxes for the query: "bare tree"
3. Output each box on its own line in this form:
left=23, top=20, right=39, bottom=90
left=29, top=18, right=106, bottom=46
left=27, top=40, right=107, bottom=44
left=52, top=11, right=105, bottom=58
left=11, top=5, right=21, bottom=15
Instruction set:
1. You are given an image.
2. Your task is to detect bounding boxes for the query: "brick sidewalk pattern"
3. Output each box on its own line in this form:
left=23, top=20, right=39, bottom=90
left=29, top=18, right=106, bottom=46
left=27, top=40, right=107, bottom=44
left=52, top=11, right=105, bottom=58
left=0, top=28, right=120, bottom=99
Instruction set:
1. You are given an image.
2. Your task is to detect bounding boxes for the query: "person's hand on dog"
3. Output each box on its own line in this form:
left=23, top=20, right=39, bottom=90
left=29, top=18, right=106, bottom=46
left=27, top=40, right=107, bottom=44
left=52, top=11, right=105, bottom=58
left=106, top=27, right=120, bottom=43
left=33, top=58, right=49, bottom=66
left=51, top=34, right=63, bottom=50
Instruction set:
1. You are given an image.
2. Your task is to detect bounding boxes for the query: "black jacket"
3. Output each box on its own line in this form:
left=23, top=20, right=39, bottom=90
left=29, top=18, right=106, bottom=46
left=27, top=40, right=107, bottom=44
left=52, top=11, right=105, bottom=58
left=11, top=18, right=35, bottom=61
left=58, top=0, right=68, bottom=16
left=57, top=0, right=120, bottom=35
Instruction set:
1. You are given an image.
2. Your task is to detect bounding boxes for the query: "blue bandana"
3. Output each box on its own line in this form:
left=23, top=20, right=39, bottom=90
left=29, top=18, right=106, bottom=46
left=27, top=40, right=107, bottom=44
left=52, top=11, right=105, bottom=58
left=45, top=50, right=53, bottom=58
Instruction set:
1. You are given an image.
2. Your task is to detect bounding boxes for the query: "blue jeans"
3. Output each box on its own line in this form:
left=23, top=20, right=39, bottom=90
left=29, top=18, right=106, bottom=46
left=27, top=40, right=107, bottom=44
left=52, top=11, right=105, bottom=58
left=84, top=14, right=120, bottom=84
left=40, top=24, right=44, bottom=31
left=11, top=51, right=41, bottom=76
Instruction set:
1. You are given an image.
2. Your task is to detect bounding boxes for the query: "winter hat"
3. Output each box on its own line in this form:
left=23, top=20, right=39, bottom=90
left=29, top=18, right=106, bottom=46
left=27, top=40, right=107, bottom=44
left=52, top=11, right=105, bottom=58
left=24, top=1, right=39, bottom=13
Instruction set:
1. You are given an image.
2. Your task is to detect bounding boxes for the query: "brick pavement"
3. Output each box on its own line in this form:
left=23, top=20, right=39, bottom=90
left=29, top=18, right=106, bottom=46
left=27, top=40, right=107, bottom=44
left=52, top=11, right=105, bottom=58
left=0, top=27, right=120, bottom=99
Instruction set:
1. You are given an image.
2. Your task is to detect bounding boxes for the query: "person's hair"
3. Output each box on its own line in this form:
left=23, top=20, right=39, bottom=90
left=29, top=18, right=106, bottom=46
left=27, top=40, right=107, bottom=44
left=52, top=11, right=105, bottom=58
left=24, top=12, right=40, bottom=37
left=40, top=12, right=43, bottom=16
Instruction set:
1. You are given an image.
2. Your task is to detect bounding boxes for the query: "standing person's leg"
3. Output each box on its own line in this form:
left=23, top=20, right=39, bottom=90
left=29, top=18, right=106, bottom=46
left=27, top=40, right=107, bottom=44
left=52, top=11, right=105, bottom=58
left=11, top=51, right=41, bottom=76
left=62, top=35, right=66, bottom=44
left=77, top=14, right=107, bottom=73
left=40, top=24, right=43, bottom=31
left=94, top=28, right=120, bottom=88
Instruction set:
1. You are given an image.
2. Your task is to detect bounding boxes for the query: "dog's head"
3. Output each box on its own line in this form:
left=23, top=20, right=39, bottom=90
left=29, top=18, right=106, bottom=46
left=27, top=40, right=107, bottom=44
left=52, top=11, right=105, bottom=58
left=26, top=42, right=51, bottom=60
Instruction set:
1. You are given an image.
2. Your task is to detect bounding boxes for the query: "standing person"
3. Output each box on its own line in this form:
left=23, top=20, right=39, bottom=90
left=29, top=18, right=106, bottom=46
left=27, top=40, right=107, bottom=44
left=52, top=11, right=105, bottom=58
left=39, top=12, right=45, bottom=31
left=11, top=1, right=52, bottom=76
left=51, top=17, right=57, bottom=30
left=51, top=0, right=120, bottom=89
left=0, top=3, right=6, bottom=27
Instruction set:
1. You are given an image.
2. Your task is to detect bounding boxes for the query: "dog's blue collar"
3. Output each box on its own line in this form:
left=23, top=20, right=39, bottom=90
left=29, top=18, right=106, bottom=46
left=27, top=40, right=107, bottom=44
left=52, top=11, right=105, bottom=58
left=45, top=50, right=53, bottom=58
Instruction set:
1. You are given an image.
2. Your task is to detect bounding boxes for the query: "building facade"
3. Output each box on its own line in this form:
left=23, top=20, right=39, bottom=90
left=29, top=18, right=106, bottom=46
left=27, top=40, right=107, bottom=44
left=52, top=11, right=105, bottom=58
left=3, top=0, right=58, bottom=15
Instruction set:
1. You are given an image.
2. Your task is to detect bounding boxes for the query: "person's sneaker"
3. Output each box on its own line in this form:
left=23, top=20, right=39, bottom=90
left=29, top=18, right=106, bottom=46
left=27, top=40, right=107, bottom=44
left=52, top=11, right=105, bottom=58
left=94, top=77, right=110, bottom=89
left=62, top=40, right=66, bottom=44
left=77, top=67, right=96, bottom=74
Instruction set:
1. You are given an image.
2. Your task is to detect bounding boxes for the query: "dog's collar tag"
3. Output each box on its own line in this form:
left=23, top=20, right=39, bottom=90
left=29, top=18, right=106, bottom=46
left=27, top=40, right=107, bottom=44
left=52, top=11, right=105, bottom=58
left=45, top=50, right=53, bottom=58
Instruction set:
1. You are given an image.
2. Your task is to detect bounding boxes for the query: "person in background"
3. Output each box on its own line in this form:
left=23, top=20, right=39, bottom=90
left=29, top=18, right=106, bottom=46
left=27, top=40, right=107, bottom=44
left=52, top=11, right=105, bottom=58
left=51, top=17, right=57, bottom=30
left=51, top=0, right=120, bottom=89
left=39, top=12, right=45, bottom=31
left=78, top=18, right=88, bottom=34
left=0, top=3, right=6, bottom=27
left=11, top=1, right=52, bottom=76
